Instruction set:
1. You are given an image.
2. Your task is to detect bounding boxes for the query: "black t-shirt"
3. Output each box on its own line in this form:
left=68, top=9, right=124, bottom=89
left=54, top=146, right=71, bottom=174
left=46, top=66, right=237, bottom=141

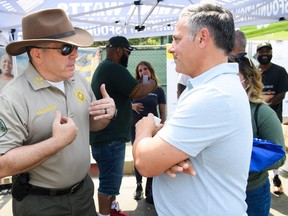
left=90, top=60, right=139, bottom=146
left=131, top=86, right=166, bottom=125
left=261, top=63, right=288, bottom=121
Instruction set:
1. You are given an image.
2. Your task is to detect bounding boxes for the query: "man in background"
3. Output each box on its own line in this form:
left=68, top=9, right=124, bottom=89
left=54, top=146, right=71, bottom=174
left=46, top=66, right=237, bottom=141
left=231, top=30, right=247, bottom=56
left=257, top=42, right=288, bottom=195
left=90, top=36, right=157, bottom=216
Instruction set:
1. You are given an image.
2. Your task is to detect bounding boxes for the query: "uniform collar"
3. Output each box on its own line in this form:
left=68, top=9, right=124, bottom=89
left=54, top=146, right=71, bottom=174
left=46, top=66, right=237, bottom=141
left=24, top=62, right=75, bottom=91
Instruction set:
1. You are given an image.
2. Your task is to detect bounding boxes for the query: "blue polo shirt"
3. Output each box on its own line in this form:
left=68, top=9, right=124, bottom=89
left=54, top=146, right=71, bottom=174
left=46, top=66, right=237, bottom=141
left=155, top=63, right=252, bottom=216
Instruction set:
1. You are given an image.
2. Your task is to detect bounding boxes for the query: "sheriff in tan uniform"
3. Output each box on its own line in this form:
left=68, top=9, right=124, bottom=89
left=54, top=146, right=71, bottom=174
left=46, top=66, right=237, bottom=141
left=0, top=8, right=116, bottom=216
left=1, top=64, right=94, bottom=188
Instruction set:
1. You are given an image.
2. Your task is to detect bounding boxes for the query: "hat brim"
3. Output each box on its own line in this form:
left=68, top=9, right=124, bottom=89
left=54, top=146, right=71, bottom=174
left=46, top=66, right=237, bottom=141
left=106, top=45, right=135, bottom=51
left=257, top=45, right=272, bottom=51
left=6, top=27, right=94, bottom=56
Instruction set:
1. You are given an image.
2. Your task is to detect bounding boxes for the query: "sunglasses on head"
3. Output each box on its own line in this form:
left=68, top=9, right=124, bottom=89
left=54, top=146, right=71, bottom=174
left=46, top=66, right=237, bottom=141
left=29, top=44, right=78, bottom=56
left=231, top=52, right=253, bottom=68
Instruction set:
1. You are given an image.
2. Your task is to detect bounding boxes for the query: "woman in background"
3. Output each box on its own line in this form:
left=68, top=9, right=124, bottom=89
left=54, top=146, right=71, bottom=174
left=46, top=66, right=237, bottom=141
left=0, top=52, right=13, bottom=89
left=236, top=53, right=286, bottom=216
left=131, top=61, right=166, bottom=204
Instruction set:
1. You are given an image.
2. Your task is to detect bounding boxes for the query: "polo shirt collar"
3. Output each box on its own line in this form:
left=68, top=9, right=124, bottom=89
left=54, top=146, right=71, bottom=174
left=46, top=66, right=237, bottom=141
left=24, top=62, right=75, bottom=91
left=186, top=63, right=238, bottom=90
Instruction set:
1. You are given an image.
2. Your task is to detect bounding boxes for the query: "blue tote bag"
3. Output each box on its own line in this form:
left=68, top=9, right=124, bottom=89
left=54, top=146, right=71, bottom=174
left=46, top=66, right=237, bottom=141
left=250, top=104, right=286, bottom=172
left=250, top=138, right=285, bottom=172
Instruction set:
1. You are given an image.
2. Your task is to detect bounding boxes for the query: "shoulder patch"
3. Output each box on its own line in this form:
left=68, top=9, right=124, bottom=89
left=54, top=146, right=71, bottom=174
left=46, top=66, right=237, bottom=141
left=0, top=119, right=8, bottom=138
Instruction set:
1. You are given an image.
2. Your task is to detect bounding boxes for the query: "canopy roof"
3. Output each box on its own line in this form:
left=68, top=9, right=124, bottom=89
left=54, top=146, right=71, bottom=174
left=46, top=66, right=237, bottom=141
left=0, top=0, right=287, bottom=42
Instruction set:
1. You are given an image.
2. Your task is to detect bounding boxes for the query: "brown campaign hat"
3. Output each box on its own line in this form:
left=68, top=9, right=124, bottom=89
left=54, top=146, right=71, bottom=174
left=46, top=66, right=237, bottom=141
left=6, top=8, right=94, bottom=56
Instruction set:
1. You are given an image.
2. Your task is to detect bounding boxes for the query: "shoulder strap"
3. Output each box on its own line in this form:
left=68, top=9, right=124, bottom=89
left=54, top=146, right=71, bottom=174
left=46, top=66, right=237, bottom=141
left=254, top=103, right=262, bottom=137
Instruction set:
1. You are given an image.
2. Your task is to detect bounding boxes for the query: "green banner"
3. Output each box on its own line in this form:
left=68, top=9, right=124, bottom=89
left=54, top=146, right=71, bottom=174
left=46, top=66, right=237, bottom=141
left=241, top=21, right=288, bottom=40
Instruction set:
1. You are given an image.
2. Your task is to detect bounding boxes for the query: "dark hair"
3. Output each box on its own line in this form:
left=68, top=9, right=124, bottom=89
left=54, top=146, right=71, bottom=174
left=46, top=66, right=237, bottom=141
left=234, top=30, right=247, bottom=51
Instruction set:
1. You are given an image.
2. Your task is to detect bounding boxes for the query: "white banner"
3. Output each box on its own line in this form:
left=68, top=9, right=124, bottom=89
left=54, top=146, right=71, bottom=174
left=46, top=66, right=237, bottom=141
left=1, top=0, right=288, bottom=42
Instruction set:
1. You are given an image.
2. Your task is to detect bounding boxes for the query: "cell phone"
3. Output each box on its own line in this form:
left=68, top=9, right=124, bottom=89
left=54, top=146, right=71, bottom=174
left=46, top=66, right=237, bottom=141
left=143, top=75, right=149, bottom=83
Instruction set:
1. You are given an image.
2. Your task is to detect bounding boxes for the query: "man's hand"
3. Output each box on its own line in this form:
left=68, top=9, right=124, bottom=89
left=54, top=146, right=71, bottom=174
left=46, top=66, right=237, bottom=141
left=135, top=113, right=162, bottom=138
left=89, top=84, right=116, bottom=120
left=52, top=111, right=78, bottom=147
left=165, top=159, right=197, bottom=178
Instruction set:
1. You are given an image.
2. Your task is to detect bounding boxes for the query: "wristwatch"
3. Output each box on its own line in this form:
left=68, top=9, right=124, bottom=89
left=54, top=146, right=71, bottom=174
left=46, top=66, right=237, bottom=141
left=110, top=108, right=118, bottom=120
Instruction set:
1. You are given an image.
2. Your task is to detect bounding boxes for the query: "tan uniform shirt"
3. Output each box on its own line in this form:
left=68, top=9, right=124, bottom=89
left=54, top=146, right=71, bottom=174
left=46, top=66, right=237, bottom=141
left=0, top=63, right=95, bottom=188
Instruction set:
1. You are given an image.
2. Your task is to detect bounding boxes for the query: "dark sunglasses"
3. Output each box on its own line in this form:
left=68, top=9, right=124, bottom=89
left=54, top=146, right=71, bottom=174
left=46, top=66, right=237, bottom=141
left=123, top=47, right=131, bottom=55
left=29, top=44, right=78, bottom=56
left=231, top=52, right=253, bottom=68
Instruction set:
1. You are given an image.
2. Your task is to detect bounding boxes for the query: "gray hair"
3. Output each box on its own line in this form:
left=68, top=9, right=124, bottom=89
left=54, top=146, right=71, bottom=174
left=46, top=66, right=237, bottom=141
left=180, top=3, right=235, bottom=55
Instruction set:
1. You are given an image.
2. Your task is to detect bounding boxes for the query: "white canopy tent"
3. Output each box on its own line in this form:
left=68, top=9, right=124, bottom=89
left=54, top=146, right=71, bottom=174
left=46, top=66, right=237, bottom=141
left=0, top=0, right=287, bottom=43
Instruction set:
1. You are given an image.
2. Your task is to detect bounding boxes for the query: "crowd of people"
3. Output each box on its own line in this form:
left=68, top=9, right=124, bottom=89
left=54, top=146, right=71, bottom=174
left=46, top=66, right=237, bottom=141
left=0, top=2, right=287, bottom=216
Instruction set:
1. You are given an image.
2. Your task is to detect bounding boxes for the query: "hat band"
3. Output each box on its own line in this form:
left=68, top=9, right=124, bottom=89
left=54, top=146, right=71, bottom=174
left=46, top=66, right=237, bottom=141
left=39, top=30, right=76, bottom=39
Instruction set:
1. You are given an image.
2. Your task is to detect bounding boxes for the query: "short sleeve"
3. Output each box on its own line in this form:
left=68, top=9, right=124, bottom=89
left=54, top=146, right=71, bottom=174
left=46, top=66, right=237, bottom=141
left=0, top=97, right=27, bottom=154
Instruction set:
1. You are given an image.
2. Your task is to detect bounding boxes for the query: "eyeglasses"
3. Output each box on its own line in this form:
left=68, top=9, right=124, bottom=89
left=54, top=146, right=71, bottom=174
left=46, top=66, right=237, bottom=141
left=232, top=52, right=253, bottom=68
left=29, top=44, right=78, bottom=56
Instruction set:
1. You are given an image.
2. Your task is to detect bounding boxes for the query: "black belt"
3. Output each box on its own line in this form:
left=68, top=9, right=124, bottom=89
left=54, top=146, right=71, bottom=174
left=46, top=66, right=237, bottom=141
left=28, top=179, right=84, bottom=196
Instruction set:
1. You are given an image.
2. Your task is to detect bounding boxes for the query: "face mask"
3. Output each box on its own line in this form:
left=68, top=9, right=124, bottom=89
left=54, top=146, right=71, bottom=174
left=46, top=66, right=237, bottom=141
left=120, top=54, right=129, bottom=67
left=257, top=54, right=272, bottom=65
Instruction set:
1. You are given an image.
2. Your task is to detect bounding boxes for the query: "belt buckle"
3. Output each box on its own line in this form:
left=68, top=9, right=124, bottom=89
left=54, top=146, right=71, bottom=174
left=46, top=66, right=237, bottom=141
left=70, top=182, right=80, bottom=194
